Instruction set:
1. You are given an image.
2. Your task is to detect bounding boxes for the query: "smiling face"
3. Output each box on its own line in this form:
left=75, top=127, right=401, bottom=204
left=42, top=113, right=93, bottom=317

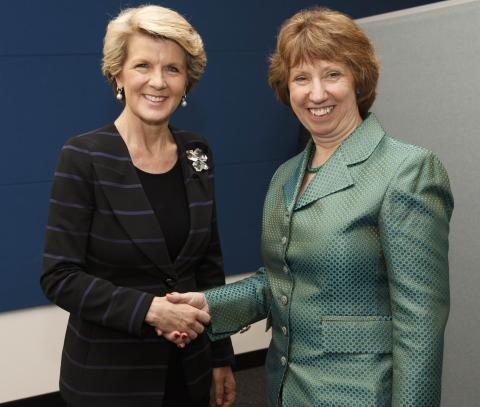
left=115, top=33, right=188, bottom=126
left=288, top=59, right=362, bottom=142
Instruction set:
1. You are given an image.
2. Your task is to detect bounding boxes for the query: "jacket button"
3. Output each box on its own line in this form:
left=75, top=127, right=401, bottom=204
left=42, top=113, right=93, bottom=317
left=282, top=265, right=289, bottom=274
left=165, top=278, right=176, bottom=288
left=280, top=356, right=287, bottom=366
left=281, top=326, right=287, bottom=336
left=281, top=236, right=287, bottom=245
left=281, top=295, right=288, bottom=305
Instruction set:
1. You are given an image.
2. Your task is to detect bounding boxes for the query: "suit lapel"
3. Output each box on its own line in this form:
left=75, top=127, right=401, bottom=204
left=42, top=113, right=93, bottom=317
left=294, top=145, right=354, bottom=210
left=171, top=129, right=212, bottom=270
left=284, top=113, right=385, bottom=211
left=91, top=125, right=176, bottom=277
left=283, top=143, right=310, bottom=212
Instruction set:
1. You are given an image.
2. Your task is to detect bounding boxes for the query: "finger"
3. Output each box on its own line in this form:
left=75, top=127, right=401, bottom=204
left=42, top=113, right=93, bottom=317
left=167, top=335, right=187, bottom=347
left=162, top=331, right=180, bottom=343
left=196, top=309, right=211, bottom=325
left=183, top=328, right=198, bottom=340
left=223, top=371, right=236, bottom=405
left=224, top=383, right=236, bottom=405
left=214, top=377, right=225, bottom=406
left=189, top=321, right=205, bottom=335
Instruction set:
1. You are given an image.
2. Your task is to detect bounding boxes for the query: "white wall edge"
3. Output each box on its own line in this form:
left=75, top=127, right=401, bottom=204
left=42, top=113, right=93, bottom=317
left=356, top=0, right=478, bottom=23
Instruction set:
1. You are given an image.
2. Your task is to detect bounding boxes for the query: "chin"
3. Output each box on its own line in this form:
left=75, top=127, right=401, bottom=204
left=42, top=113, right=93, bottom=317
left=140, top=116, right=170, bottom=126
left=133, top=109, right=171, bottom=126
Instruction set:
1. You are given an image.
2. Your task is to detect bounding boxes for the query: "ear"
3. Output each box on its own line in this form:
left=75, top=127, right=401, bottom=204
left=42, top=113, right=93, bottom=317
left=114, top=75, right=123, bottom=90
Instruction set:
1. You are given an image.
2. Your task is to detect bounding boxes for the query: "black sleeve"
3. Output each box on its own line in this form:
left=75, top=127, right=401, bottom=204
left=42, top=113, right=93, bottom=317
left=40, top=137, right=154, bottom=337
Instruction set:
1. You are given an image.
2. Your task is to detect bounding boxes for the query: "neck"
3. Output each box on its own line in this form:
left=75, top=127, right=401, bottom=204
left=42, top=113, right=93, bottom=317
left=114, top=109, right=174, bottom=153
left=310, top=112, right=362, bottom=167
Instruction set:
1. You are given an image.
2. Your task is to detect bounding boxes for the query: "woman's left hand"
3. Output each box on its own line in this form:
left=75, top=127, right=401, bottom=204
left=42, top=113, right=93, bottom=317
left=211, top=366, right=236, bottom=406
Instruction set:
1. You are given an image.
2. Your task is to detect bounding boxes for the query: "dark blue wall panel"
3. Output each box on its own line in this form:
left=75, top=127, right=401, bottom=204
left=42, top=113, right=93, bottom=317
left=0, top=0, right=440, bottom=312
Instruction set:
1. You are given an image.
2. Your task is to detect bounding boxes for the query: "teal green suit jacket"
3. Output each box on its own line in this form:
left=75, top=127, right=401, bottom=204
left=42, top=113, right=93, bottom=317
left=206, top=114, right=453, bottom=406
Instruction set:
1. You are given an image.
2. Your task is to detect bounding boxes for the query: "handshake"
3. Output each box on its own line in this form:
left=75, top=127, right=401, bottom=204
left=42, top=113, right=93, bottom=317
left=144, top=292, right=209, bottom=347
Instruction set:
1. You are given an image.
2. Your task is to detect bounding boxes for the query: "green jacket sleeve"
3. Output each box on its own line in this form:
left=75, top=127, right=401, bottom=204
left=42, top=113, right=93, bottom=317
left=379, top=150, right=453, bottom=406
left=204, top=267, right=271, bottom=341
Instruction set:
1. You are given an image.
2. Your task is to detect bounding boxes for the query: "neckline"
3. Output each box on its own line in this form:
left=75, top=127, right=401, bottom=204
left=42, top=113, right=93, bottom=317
left=134, top=157, right=180, bottom=176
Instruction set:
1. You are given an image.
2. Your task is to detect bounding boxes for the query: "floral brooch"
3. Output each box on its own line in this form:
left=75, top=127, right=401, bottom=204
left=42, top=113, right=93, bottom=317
left=186, top=148, right=209, bottom=172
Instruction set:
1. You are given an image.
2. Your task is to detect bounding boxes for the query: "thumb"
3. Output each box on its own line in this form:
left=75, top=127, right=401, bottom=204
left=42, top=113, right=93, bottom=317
left=166, top=292, right=185, bottom=304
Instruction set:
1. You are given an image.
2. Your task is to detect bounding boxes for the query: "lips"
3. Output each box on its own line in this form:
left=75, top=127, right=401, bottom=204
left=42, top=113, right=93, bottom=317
left=308, top=106, right=334, bottom=117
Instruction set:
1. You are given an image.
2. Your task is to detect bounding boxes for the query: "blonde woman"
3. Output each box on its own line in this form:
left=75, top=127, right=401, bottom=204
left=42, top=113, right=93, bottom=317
left=41, top=5, right=235, bottom=407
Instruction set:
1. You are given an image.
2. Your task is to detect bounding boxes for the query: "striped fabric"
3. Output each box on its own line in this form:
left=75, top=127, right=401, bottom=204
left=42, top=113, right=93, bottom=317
left=41, top=124, right=233, bottom=407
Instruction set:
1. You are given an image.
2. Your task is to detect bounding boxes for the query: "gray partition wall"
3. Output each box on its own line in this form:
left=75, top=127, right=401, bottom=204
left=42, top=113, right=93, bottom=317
left=358, top=1, right=480, bottom=404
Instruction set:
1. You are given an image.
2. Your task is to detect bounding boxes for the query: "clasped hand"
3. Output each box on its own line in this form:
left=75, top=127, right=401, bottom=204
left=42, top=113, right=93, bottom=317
left=145, top=292, right=208, bottom=347
left=145, top=293, right=236, bottom=406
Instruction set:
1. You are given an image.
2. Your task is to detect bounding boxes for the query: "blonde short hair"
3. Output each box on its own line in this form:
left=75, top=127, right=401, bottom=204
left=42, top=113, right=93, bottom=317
left=268, top=7, right=380, bottom=118
left=102, top=5, right=206, bottom=92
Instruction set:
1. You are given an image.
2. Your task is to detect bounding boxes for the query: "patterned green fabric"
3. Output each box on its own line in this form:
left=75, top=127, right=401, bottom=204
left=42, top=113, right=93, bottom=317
left=206, top=114, right=453, bottom=406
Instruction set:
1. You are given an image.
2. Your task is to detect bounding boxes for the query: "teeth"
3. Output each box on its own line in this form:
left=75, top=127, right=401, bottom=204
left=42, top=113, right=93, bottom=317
left=144, top=95, right=164, bottom=102
left=309, top=106, right=333, bottom=116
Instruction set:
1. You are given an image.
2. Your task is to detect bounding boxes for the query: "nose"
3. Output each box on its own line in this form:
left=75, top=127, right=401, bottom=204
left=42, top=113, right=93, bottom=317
left=308, top=78, right=328, bottom=103
left=149, top=68, right=167, bottom=89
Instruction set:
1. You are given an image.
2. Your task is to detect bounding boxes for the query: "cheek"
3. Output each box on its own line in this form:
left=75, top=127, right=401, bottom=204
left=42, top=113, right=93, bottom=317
left=288, top=87, right=303, bottom=109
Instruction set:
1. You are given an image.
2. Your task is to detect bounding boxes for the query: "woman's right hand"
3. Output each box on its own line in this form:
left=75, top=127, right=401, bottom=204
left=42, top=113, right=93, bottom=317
left=145, top=296, right=210, bottom=340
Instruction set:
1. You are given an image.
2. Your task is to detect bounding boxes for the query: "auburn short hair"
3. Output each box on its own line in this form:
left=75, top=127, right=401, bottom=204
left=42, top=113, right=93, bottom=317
left=268, top=7, right=380, bottom=118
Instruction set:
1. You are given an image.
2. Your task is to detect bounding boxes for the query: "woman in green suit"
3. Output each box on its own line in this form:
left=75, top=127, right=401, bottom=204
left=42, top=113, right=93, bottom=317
left=168, top=7, right=453, bottom=406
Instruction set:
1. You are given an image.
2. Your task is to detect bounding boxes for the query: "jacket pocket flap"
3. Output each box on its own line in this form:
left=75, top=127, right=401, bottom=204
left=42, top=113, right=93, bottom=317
left=322, top=316, right=392, bottom=354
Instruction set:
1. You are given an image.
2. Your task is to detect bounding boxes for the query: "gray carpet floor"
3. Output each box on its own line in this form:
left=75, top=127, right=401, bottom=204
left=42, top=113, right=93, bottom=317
left=234, top=366, right=267, bottom=406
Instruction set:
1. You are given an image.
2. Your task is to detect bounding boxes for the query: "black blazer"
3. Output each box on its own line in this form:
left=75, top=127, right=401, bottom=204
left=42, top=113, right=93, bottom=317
left=41, top=124, right=234, bottom=407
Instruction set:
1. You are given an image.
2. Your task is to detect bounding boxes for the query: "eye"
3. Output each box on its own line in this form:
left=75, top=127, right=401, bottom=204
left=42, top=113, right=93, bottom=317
left=293, top=75, right=307, bottom=83
left=134, top=63, right=148, bottom=69
left=326, top=71, right=341, bottom=79
left=166, top=65, right=180, bottom=73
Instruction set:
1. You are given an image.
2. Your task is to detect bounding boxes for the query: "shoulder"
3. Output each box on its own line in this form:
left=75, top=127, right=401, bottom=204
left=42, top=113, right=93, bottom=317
left=381, top=135, right=434, bottom=162
left=56, top=124, right=121, bottom=174
left=376, top=134, right=449, bottom=181
left=62, top=124, right=118, bottom=151
left=380, top=135, right=452, bottom=208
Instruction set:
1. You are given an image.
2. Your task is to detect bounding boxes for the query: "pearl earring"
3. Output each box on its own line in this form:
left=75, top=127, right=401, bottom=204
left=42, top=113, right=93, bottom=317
left=181, top=94, right=187, bottom=107
left=116, top=87, right=124, bottom=101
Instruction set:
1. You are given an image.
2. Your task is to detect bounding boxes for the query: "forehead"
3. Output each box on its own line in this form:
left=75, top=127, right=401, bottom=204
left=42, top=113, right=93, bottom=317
left=125, top=32, right=186, bottom=62
left=290, top=58, right=350, bottom=72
